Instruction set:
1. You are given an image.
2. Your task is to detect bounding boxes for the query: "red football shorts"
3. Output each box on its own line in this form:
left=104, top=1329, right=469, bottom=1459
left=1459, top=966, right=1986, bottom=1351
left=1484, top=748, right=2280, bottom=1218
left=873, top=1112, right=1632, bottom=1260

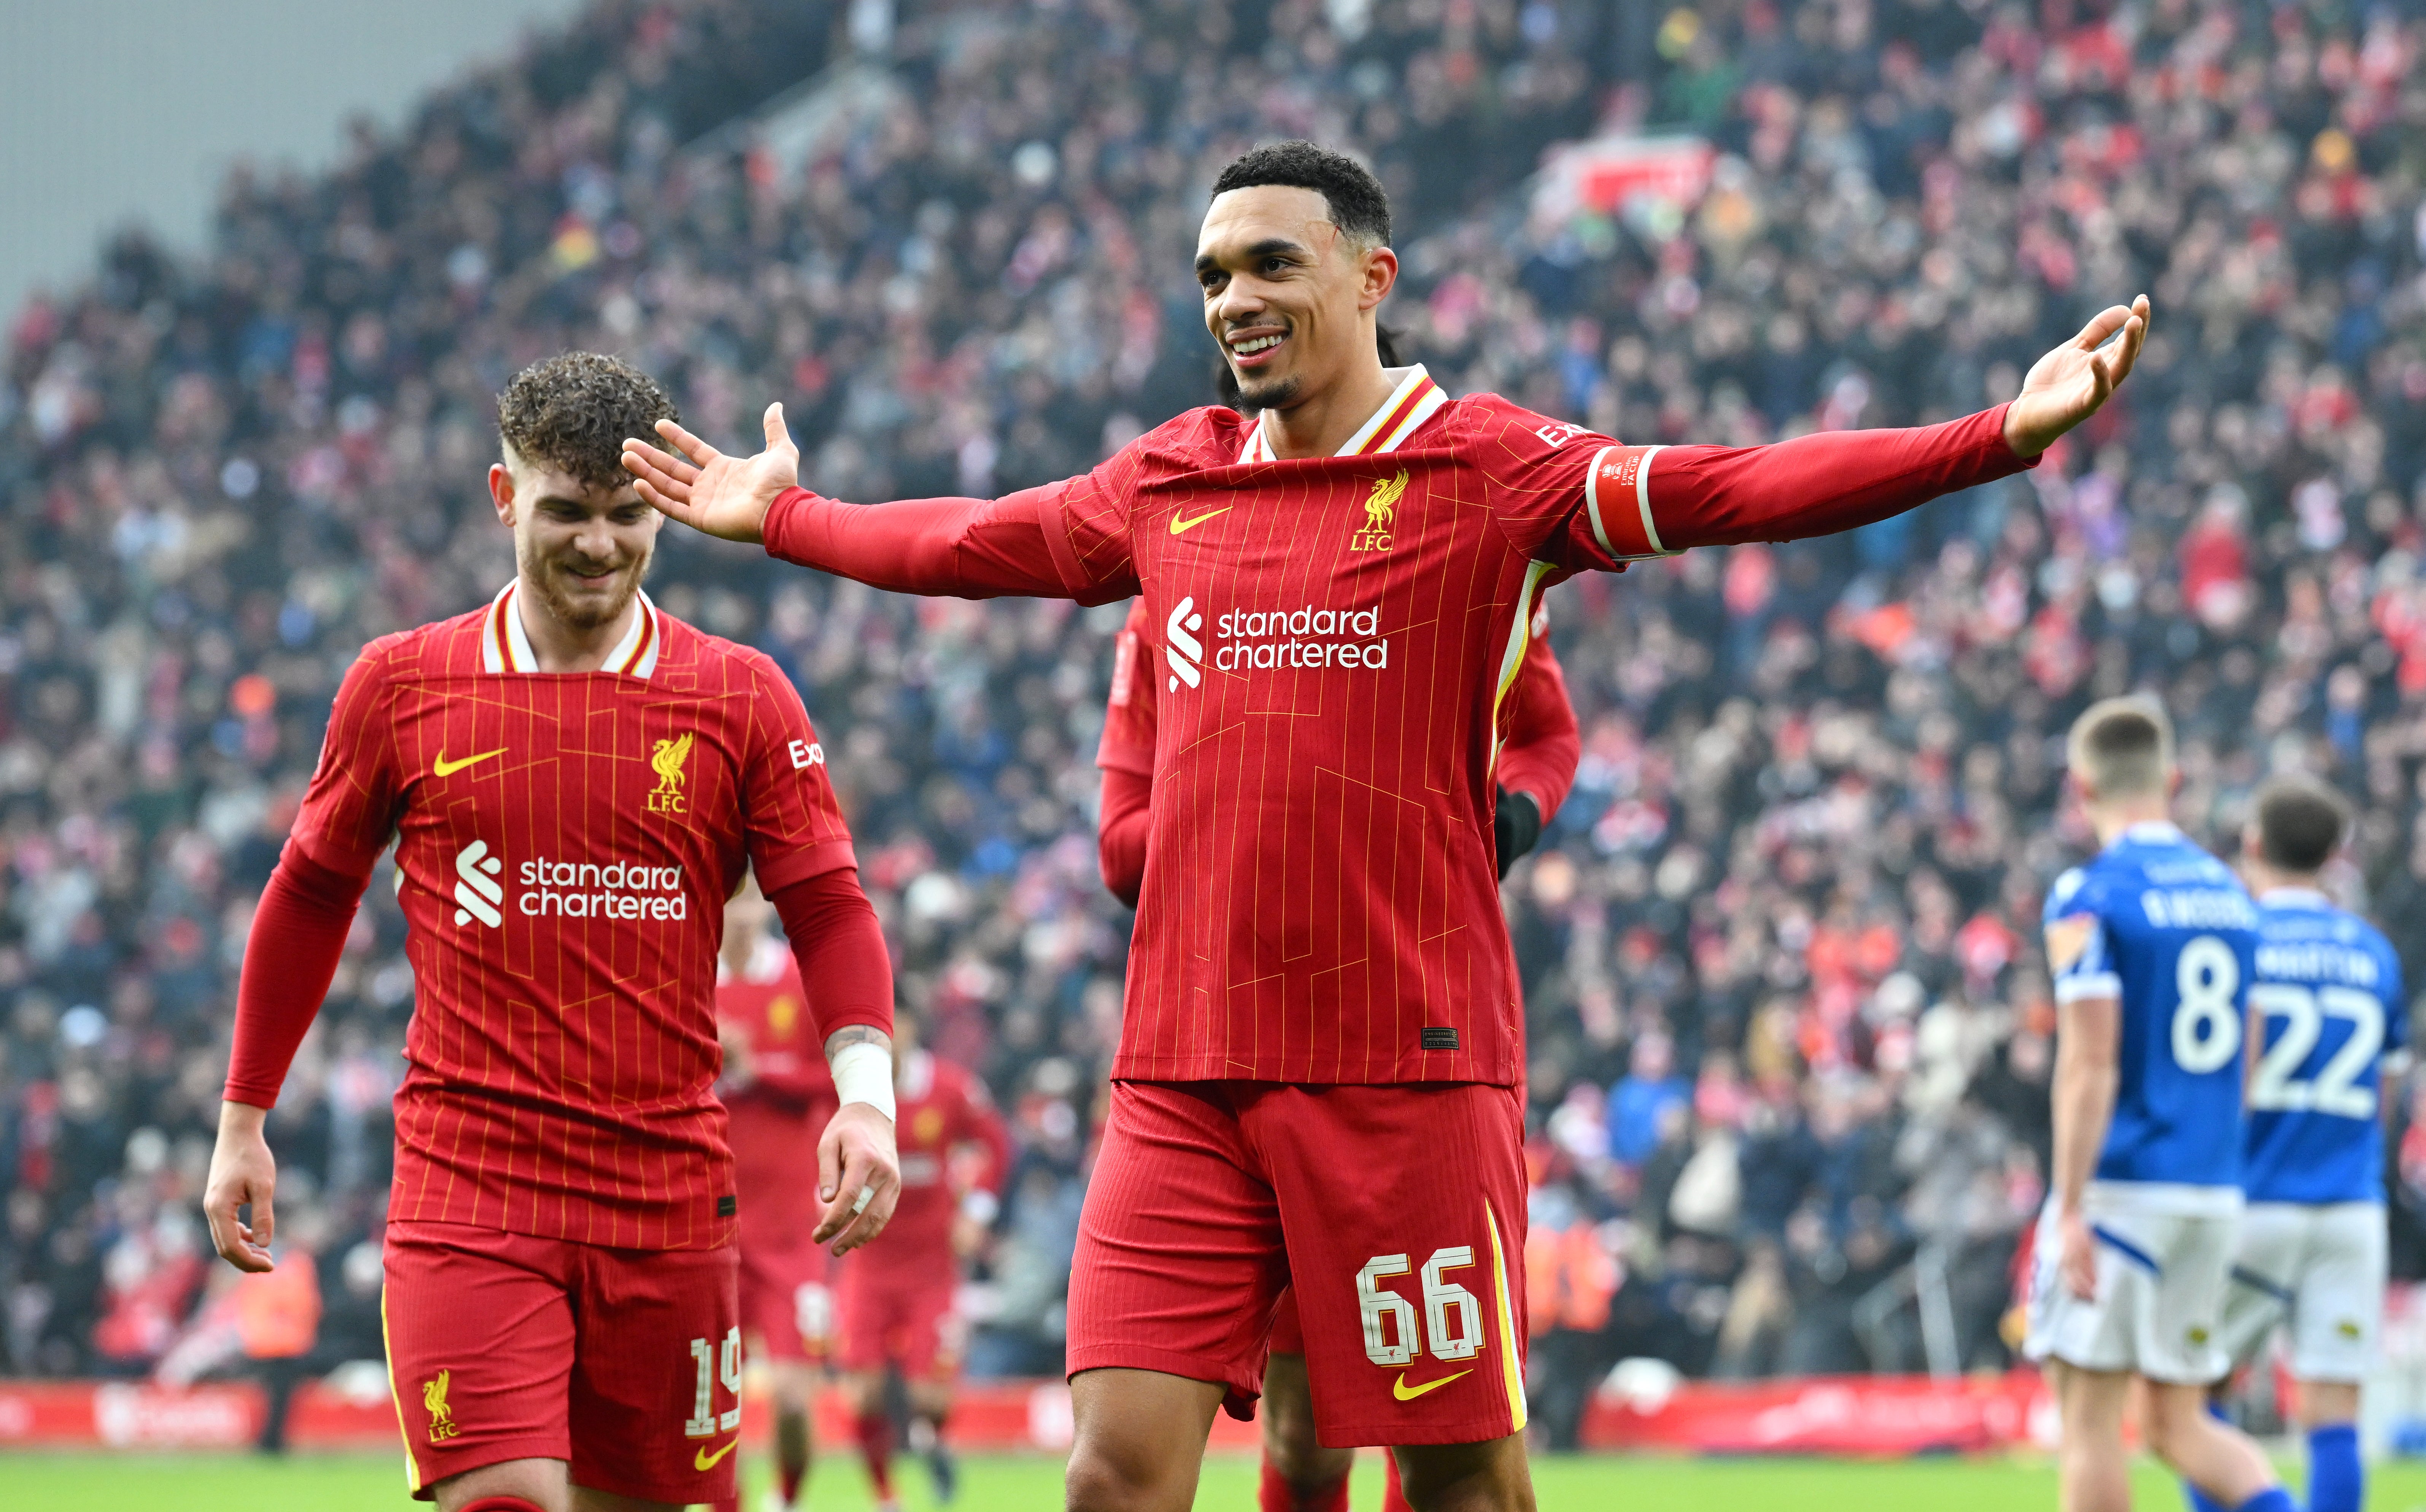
left=382, top=1220, right=741, bottom=1504
left=836, top=1258, right=963, bottom=1380
left=1267, top=1285, right=1306, bottom=1357
left=1068, top=1080, right=1529, bottom=1448
left=739, top=1239, right=832, bottom=1365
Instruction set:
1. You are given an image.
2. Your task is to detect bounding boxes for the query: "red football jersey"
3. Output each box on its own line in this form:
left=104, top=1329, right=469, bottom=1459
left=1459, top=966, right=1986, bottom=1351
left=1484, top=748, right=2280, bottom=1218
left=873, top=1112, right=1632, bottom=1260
left=1054, top=369, right=1649, bottom=1086
left=769, top=372, right=2025, bottom=1087
left=716, top=939, right=838, bottom=1254
left=289, top=583, right=862, bottom=1250
left=861, top=1051, right=1011, bottom=1275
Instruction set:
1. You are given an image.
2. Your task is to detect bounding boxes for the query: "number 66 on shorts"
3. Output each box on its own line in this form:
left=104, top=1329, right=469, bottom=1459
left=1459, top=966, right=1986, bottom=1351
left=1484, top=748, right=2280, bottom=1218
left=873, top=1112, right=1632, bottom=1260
left=1065, top=1080, right=1531, bottom=1449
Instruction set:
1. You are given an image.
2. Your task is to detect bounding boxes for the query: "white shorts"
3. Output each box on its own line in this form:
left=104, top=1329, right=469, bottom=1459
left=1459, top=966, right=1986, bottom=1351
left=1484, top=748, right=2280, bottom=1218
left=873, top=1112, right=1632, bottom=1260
left=2216, top=1201, right=2386, bottom=1383
left=2023, top=1187, right=2237, bottom=1384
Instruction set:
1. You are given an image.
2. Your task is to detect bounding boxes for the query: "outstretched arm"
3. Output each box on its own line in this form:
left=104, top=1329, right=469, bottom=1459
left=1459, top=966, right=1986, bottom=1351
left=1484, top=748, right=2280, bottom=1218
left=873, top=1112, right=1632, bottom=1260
left=622, top=404, right=1119, bottom=602
left=1550, top=299, right=2150, bottom=564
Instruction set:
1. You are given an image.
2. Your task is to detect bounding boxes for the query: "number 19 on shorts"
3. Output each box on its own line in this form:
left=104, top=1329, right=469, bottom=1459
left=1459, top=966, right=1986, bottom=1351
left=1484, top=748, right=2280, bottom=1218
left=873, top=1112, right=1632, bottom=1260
left=685, top=1327, right=742, bottom=1437
left=1357, top=1249, right=1483, bottom=1366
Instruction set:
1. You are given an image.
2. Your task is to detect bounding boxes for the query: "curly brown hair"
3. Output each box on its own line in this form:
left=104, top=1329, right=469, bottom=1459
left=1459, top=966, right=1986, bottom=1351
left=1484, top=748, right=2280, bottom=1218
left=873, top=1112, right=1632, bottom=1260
left=496, top=352, right=677, bottom=490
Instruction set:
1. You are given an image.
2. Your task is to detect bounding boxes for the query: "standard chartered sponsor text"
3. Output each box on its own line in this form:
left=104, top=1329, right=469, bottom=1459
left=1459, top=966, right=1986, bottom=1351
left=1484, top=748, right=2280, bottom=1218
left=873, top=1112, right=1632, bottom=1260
left=1213, top=604, right=1388, bottom=671
left=517, top=856, right=690, bottom=920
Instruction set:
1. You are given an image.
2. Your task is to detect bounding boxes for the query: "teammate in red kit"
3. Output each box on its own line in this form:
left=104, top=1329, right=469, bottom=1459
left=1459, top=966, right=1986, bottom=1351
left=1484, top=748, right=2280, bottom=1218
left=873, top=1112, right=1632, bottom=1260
left=203, top=354, right=904, bottom=1512
left=1099, top=593, right=1579, bottom=1512
left=623, top=139, right=2148, bottom=1509
left=835, top=1010, right=1012, bottom=1512
left=716, top=877, right=841, bottom=1512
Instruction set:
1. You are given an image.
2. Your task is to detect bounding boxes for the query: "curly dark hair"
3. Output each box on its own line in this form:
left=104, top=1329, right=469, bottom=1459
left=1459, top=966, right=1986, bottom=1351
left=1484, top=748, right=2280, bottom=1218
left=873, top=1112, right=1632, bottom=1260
left=1210, top=140, right=1391, bottom=248
left=496, top=352, right=677, bottom=490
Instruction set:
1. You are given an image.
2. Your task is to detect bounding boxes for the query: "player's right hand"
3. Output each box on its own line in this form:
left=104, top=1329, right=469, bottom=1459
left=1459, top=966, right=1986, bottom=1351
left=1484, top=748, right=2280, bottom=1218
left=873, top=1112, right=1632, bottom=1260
left=203, top=1100, right=279, bottom=1274
left=620, top=401, right=800, bottom=545
left=2056, top=1209, right=2098, bottom=1301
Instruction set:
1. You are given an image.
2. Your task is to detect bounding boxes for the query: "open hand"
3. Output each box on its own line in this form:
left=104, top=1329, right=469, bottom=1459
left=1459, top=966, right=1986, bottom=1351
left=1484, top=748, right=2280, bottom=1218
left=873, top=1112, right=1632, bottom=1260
left=2003, top=295, right=2149, bottom=458
left=203, top=1102, right=279, bottom=1274
left=620, top=401, right=800, bottom=544
left=812, top=1101, right=901, bottom=1255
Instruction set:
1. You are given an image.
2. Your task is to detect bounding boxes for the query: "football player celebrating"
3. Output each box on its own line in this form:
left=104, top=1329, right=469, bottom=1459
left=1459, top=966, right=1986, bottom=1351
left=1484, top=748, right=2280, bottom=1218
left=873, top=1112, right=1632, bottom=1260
left=2029, top=698, right=2291, bottom=1512
left=205, top=354, right=901, bottom=1512
left=716, top=876, right=844, bottom=1512
left=624, top=141, right=2147, bottom=1511
left=1097, top=593, right=1578, bottom=1512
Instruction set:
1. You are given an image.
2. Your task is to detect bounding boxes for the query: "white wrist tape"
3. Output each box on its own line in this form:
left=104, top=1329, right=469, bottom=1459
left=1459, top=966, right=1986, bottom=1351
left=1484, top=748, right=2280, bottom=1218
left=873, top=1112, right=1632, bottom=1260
left=830, top=1041, right=895, bottom=1120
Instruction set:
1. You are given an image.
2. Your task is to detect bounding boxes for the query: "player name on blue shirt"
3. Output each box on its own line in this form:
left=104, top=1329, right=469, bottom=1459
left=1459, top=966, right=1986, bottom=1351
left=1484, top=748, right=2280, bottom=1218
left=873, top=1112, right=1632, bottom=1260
left=2242, top=888, right=2406, bottom=1207
left=2045, top=822, right=2259, bottom=1196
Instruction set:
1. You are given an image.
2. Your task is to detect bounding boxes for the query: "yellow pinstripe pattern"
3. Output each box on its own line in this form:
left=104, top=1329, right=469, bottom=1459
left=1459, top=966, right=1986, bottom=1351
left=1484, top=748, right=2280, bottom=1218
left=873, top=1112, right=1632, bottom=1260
left=1483, top=1196, right=1528, bottom=1433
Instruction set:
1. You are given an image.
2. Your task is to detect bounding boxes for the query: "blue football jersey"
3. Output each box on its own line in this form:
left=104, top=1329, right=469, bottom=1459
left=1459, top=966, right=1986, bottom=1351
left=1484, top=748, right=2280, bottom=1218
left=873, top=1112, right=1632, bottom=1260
left=2241, top=889, right=2406, bottom=1205
left=2044, top=822, right=2259, bottom=1188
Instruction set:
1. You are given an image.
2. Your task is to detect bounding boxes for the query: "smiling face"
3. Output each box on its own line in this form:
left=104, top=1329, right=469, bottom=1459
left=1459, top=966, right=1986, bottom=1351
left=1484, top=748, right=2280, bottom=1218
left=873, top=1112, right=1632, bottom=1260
left=1197, top=185, right=1397, bottom=413
left=488, top=453, right=659, bottom=634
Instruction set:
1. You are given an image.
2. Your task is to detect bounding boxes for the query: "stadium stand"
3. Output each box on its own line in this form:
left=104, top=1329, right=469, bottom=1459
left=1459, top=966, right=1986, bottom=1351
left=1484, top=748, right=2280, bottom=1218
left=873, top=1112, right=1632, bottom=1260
left=2, top=0, right=2423, bottom=1436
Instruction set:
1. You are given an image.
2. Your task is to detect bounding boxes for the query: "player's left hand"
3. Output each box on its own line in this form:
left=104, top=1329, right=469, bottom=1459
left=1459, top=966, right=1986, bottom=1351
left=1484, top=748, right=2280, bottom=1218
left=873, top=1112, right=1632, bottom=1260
left=2002, top=295, right=2150, bottom=458
left=815, top=1101, right=900, bottom=1254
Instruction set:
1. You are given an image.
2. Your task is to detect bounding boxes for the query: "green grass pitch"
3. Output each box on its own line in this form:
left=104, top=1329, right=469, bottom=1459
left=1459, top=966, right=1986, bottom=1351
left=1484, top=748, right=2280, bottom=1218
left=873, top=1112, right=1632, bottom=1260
left=9, top=1450, right=2426, bottom=1510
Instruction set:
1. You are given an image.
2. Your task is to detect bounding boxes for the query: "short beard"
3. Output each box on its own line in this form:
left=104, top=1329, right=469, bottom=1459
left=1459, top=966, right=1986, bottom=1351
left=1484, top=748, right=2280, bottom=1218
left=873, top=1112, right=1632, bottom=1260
left=1233, top=371, right=1303, bottom=415
left=519, top=536, right=650, bottom=633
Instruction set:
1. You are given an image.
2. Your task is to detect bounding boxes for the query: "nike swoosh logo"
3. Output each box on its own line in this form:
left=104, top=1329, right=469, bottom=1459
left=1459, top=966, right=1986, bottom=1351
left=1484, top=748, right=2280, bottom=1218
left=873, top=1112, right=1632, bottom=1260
left=1392, top=1368, right=1471, bottom=1401
left=694, top=1438, right=739, bottom=1471
left=1168, top=507, right=1231, bottom=536
left=432, top=747, right=507, bottom=778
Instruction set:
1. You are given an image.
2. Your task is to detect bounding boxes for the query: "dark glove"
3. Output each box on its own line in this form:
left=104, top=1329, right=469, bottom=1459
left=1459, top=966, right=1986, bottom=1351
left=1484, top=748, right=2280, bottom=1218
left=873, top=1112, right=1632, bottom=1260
left=1493, top=787, right=1542, bottom=880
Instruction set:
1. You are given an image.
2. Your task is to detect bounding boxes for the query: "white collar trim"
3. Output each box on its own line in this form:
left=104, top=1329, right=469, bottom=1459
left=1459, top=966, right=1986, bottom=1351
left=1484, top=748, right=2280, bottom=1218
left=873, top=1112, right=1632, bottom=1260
left=482, top=580, right=661, bottom=678
left=1235, top=364, right=1448, bottom=464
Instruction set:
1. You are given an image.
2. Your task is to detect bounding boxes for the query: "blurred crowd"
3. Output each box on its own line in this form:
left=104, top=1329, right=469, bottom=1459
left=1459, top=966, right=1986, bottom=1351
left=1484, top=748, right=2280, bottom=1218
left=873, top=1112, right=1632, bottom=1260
left=3, top=0, right=2426, bottom=1441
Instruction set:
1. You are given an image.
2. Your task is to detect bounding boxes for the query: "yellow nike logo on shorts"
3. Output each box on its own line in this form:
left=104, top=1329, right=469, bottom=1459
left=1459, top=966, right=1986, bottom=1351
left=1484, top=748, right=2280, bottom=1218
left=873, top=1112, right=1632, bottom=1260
left=695, top=1437, right=739, bottom=1471
left=1392, top=1368, right=1471, bottom=1401
left=1168, top=507, right=1230, bottom=536
left=432, top=747, right=507, bottom=778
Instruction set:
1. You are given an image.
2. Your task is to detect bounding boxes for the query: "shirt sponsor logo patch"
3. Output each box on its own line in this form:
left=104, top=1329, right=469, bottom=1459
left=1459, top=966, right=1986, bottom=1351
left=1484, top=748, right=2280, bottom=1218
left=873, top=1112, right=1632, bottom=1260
left=647, top=732, right=695, bottom=815
left=1351, top=470, right=1407, bottom=553
left=448, top=838, right=693, bottom=926
left=1421, top=1026, right=1460, bottom=1050
left=1165, top=597, right=1204, bottom=691
left=1206, top=603, right=1389, bottom=673
left=453, top=840, right=505, bottom=928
